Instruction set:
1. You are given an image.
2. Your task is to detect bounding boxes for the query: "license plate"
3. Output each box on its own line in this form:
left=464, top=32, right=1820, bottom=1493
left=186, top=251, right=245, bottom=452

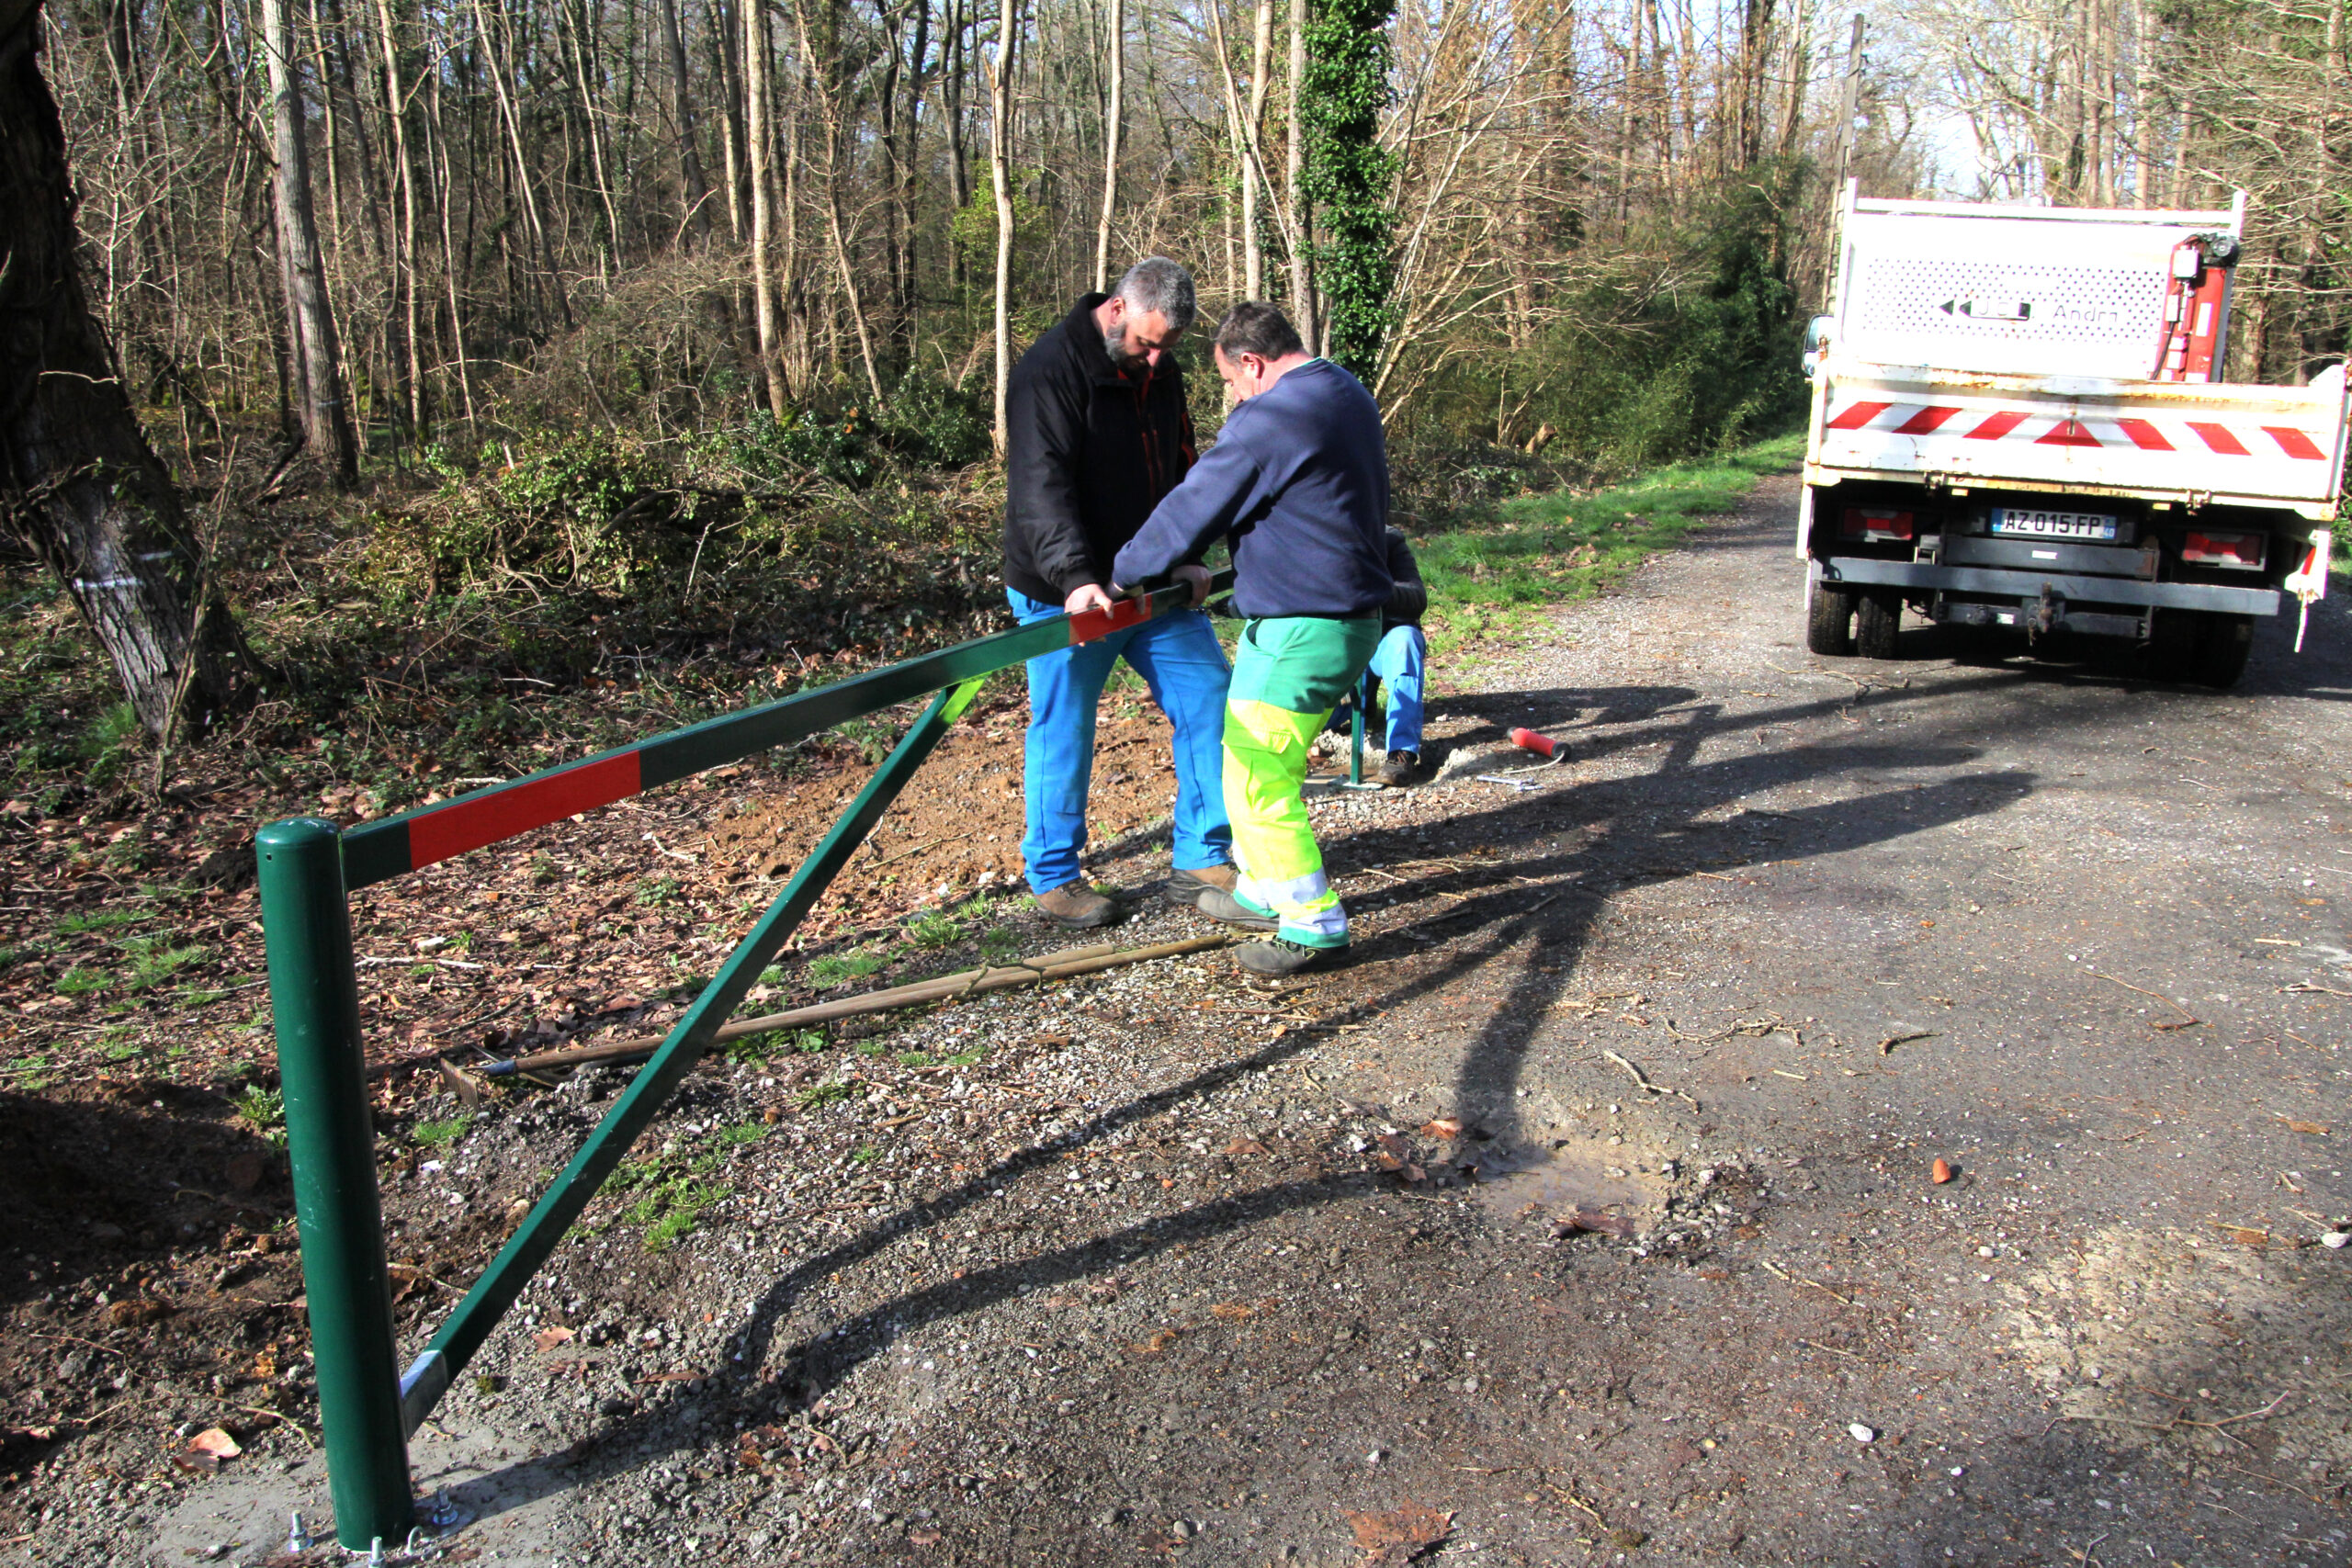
left=1990, top=507, right=2124, bottom=543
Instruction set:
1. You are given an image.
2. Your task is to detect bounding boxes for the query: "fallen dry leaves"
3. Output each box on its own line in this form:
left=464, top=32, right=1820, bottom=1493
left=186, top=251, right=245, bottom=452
left=1342, top=1502, right=1454, bottom=1566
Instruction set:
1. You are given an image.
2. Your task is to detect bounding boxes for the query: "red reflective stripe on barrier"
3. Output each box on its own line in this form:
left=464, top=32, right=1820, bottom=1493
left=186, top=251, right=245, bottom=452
left=408, top=750, right=643, bottom=870
left=2188, top=421, right=2249, bottom=456
left=1825, top=401, right=1890, bottom=430
left=2265, top=426, right=2325, bottom=460
left=1894, top=405, right=1960, bottom=434
left=2114, top=418, right=2175, bottom=452
left=1069, top=597, right=1147, bottom=644
left=2036, top=418, right=2102, bottom=448
left=1964, top=411, right=2029, bottom=440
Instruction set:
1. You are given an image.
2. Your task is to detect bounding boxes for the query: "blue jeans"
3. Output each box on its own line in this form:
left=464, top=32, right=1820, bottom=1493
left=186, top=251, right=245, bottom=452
left=1008, top=587, right=1233, bottom=894
left=1329, top=625, right=1426, bottom=755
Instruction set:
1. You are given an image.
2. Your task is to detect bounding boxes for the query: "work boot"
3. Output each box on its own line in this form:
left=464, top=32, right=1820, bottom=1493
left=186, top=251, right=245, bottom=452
left=1034, top=882, right=1121, bottom=930
left=1236, top=937, right=1348, bottom=976
left=1373, top=750, right=1422, bottom=788
left=1164, top=863, right=1238, bottom=908
left=1198, top=886, right=1280, bottom=931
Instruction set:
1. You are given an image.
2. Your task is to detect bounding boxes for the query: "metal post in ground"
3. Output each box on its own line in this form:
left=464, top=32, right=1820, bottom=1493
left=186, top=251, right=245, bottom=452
left=257, top=818, right=414, bottom=1548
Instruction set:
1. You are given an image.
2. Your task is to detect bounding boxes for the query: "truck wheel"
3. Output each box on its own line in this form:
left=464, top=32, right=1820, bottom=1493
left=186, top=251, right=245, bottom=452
left=1807, top=583, right=1856, bottom=655
left=1854, top=590, right=1902, bottom=660
left=2143, top=609, right=2199, bottom=682
left=2191, top=614, right=2255, bottom=689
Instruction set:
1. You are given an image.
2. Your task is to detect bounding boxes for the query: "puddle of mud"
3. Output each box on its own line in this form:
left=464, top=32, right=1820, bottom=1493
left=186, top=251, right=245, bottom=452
left=1469, top=1131, right=1671, bottom=1233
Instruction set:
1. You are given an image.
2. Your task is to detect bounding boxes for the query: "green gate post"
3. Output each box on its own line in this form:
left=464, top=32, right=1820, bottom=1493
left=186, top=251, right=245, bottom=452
left=257, top=819, right=414, bottom=1548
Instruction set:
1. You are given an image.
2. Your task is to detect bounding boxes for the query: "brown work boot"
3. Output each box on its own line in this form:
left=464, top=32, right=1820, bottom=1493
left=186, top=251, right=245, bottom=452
left=1034, top=882, right=1121, bottom=930
left=1373, top=749, right=1422, bottom=788
left=1198, top=886, right=1280, bottom=931
left=1163, top=863, right=1238, bottom=908
left=1235, top=936, right=1348, bottom=976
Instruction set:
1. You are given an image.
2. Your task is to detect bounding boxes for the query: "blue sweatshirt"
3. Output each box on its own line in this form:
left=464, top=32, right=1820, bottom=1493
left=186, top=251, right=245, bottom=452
left=1111, top=358, right=1393, bottom=619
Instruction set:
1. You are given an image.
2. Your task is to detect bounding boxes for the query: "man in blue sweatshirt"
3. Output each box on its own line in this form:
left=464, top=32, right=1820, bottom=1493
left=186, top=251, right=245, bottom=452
left=1112, top=302, right=1392, bottom=976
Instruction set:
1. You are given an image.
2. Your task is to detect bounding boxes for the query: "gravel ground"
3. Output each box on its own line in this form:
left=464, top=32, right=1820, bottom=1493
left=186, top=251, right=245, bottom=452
left=25, top=473, right=2352, bottom=1566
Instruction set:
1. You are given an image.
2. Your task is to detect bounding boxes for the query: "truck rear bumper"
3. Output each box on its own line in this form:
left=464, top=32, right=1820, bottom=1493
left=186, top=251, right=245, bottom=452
left=1812, top=558, right=2280, bottom=616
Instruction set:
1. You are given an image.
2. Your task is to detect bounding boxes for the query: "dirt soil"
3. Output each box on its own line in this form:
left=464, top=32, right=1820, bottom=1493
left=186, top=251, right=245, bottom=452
left=8, top=473, right=2352, bottom=1567
left=706, top=702, right=1192, bottom=903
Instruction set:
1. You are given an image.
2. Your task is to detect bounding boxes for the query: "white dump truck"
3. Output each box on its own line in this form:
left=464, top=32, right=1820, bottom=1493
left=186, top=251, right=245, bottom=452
left=1800, top=184, right=2347, bottom=686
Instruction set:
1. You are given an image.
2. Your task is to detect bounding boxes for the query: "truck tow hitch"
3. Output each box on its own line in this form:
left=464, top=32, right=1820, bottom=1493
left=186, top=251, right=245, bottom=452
left=2030, top=581, right=2064, bottom=640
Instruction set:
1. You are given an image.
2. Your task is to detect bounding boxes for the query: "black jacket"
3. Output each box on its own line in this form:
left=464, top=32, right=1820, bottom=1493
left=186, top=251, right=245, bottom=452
left=1002, top=294, right=1198, bottom=604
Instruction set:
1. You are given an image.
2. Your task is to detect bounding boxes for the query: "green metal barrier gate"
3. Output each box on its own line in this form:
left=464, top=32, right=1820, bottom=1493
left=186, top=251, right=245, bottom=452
left=257, top=581, right=1250, bottom=1548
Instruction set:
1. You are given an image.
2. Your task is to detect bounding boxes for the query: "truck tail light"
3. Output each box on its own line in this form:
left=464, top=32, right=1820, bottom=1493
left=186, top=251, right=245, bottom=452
left=2180, top=531, right=2265, bottom=569
left=1839, top=507, right=1916, bottom=543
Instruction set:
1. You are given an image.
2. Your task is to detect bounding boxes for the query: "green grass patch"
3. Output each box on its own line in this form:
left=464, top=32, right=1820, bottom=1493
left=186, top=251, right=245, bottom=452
left=978, top=925, right=1022, bottom=963
left=1415, top=432, right=1802, bottom=654
left=635, top=876, right=682, bottom=907
left=943, top=1049, right=985, bottom=1067
left=116, top=935, right=213, bottom=991
left=413, top=1113, right=472, bottom=1148
left=808, top=949, right=889, bottom=987
left=716, top=1121, right=768, bottom=1145
left=52, top=967, right=109, bottom=996
left=56, top=908, right=141, bottom=937
left=896, top=1050, right=931, bottom=1067
left=794, top=1079, right=855, bottom=1110
left=851, top=1143, right=880, bottom=1165
left=233, top=1086, right=288, bottom=1148
left=903, top=909, right=963, bottom=949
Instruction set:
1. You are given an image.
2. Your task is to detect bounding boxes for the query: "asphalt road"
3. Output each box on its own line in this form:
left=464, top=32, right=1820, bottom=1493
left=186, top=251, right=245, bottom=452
left=1295, top=471, right=2352, bottom=1565
left=141, top=472, right=2351, bottom=1568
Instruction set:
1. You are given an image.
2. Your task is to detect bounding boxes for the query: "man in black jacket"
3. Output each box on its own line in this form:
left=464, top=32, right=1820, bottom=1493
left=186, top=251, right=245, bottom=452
left=1002, top=257, right=1235, bottom=929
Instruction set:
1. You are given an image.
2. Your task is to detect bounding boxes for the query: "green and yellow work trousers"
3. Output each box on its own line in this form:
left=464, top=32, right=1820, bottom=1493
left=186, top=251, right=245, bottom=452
left=1222, top=614, right=1383, bottom=948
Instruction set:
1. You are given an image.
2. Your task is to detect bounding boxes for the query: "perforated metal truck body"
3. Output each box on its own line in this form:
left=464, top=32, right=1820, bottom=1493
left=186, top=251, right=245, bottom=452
left=1799, top=184, right=2347, bottom=686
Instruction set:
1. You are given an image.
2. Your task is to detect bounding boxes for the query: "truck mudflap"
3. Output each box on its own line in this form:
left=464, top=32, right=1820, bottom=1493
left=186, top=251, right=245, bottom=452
left=1813, top=557, right=2281, bottom=618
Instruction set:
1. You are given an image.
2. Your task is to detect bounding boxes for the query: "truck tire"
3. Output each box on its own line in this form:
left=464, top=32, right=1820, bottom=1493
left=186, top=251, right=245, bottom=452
left=1854, top=590, right=1902, bottom=660
left=2192, top=614, right=2255, bottom=689
left=2143, top=608, right=2199, bottom=682
left=1807, top=582, right=1856, bottom=655
left=2146, top=610, right=2254, bottom=687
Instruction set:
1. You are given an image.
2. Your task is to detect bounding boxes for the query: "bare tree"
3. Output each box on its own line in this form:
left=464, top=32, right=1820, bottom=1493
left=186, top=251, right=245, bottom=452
left=987, top=0, right=1021, bottom=451
left=1091, top=0, right=1121, bottom=292
left=259, top=0, right=361, bottom=485
left=2, top=0, right=252, bottom=737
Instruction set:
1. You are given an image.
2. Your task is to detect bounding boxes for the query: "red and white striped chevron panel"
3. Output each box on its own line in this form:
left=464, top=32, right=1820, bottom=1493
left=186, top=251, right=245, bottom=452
left=1824, top=400, right=2329, bottom=460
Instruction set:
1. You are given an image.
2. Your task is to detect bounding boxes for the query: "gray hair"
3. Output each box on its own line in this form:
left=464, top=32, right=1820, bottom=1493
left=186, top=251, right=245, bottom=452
left=1115, top=257, right=1197, bottom=333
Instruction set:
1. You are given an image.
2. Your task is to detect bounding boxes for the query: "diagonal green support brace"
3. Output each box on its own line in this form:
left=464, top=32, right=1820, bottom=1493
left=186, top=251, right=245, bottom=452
left=393, top=677, right=988, bottom=1431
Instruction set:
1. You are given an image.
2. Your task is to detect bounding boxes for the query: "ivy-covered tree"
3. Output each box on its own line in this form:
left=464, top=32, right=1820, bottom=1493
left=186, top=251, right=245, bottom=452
left=1298, top=0, right=1399, bottom=383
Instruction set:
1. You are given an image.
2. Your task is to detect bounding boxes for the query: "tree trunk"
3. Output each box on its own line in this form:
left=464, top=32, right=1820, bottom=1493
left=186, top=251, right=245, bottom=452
left=373, top=0, right=429, bottom=432
left=259, top=0, right=361, bottom=486
left=1244, top=0, right=1272, bottom=296
left=987, top=0, right=1020, bottom=453
left=1092, top=0, right=1121, bottom=291
left=743, top=0, right=788, bottom=417
left=658, top=0, right=714, bottom=245
left=1286, top=0, right=1313, bottom=344
left=1, top=0, right=254, bottom=738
